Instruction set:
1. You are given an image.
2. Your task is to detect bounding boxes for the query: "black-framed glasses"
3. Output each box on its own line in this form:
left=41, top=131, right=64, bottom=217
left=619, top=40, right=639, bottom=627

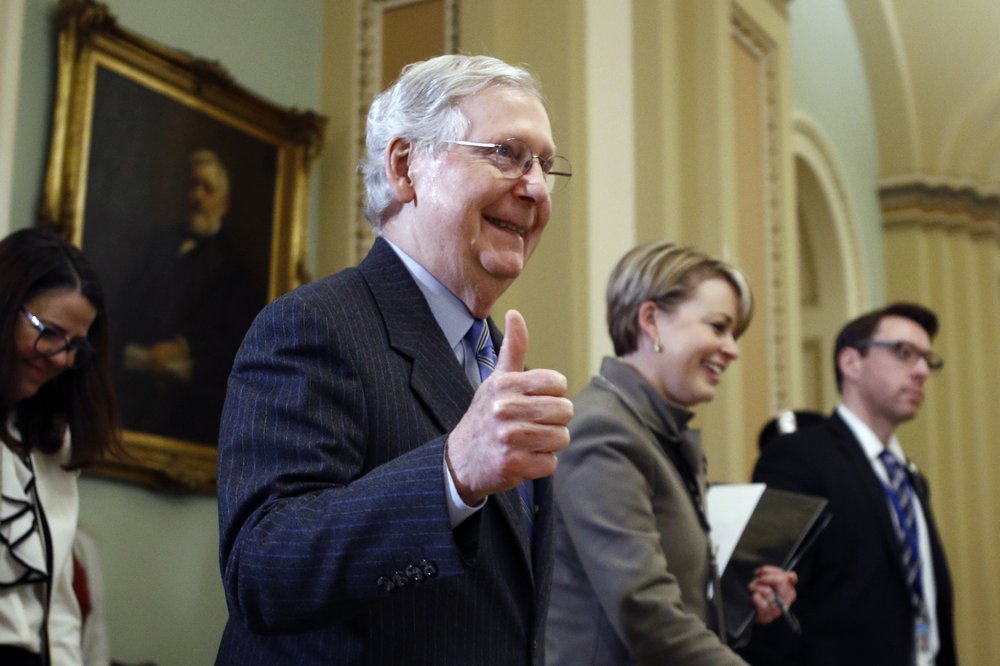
left=20, top=307, right=94, bottom=367
left=445, top=138, right=572, bottom=193
left=858, top=339, right=944, bottom=373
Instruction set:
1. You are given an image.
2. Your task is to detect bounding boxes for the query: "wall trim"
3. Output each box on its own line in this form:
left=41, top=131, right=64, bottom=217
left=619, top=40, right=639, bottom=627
left=353, top=0, right=459, bottom=263
left=880, top=181, right=1000, bottom=240
left=731, top=4, right=789, bottom=411
left=0, top=0, right=26, bottom=237
left=880, top=173, right=1000, bottom=202
left=793, top=111, right=866, bottom=312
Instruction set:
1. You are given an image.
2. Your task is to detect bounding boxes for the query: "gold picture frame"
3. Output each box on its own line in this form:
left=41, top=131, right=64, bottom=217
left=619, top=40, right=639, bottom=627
left=39, top=0, right=325, bottom=493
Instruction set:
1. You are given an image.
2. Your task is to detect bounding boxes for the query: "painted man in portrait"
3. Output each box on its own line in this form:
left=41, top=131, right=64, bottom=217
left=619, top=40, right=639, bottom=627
left=114, top=149, right=262, bottom=445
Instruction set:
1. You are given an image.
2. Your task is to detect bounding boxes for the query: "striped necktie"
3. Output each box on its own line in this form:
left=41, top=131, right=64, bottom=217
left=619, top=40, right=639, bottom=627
left=878, top=450, right=923, bottom=611
left=467, top=318, right=497, bottom=382
left=466, top=319, right=534, bottom=539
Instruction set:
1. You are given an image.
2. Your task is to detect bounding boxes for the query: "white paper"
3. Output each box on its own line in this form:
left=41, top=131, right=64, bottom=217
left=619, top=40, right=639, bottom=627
left=706, top=483, right=766, bottom=575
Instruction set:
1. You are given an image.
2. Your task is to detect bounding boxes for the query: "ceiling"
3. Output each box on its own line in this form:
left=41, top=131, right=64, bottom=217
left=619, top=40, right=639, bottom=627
left=846, top=0, right=1000, bottom=194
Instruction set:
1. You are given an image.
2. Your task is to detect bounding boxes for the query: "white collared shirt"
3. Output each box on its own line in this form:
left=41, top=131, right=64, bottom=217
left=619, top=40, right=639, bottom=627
left=837, top=404, right=938, bottom=665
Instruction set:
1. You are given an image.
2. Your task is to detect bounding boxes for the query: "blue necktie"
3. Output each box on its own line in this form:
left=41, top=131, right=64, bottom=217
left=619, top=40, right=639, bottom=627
left=466, top=319, right=534, bottom=538
left=878, top=450, right=923, bottom=611
left=467, top=318, right=497, bottom=383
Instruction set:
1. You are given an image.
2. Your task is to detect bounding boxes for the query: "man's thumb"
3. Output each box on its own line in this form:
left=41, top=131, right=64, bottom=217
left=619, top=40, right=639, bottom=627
left=495, top=309, right=528, bottom=373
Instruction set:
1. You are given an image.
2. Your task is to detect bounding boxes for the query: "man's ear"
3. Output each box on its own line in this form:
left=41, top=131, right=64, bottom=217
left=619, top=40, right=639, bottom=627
left=386, top=138, right=415, bottom=204
left=838, top=346, right=863, bottom=383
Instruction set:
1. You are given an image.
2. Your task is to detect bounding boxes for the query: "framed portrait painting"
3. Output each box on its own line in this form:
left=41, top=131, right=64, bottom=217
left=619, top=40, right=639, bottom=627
left=39, top=0, right=325, bottom=492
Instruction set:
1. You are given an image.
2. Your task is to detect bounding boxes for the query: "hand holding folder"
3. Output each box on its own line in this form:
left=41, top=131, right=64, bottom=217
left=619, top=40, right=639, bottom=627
left=706, top=483, right=830, bottom=644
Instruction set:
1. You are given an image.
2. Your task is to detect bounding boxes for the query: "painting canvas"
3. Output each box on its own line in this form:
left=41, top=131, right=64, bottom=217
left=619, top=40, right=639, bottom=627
left=40, top=0, right=324, bottom=492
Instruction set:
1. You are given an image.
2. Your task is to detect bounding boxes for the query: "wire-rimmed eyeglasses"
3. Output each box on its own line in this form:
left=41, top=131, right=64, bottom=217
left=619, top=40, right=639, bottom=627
left=20, top=307, right=94, bottom=367
left=857, top=339, right=944, bottom=373
left=444, top=138, right=572, bottom=193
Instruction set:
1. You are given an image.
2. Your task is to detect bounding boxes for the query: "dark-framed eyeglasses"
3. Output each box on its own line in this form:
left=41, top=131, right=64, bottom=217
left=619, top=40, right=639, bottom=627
left=444, top=138, right=572, bottom=193
left=857, top=339, right=944, bottom=373
left=20, top=307, right=94, bottom=367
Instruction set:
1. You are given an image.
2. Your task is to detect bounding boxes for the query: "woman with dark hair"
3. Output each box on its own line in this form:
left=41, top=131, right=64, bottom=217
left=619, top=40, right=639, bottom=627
left=0, top=228, right=120, bottom=665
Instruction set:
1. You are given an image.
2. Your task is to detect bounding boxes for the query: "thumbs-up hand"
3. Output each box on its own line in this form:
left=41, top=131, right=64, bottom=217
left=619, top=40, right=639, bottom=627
left=494, top=307, right=529, bottom=373
left=447, top=310, right=573, bottom=505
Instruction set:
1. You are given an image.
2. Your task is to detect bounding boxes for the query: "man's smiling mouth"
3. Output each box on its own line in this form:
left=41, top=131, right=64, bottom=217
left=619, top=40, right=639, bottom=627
left=486, top=216, right=526, bottom=236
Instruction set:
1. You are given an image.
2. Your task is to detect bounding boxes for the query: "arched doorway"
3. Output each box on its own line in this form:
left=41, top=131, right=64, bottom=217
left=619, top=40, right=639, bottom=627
left=793, top=114, right=865, bottom=410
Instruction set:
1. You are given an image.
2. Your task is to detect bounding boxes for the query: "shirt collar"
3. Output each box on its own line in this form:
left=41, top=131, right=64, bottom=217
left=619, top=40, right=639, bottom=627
left=382, top=237, right=475, bottom=348
left=599, top=357, right=696, bottom=439
left=836, top=403, right=906, bottom=463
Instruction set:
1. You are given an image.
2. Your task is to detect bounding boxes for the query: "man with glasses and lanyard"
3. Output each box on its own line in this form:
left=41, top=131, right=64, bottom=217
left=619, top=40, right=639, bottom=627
left=216, top=54, right=573, bottom=665
left=741, top=303, right=956, bottom=666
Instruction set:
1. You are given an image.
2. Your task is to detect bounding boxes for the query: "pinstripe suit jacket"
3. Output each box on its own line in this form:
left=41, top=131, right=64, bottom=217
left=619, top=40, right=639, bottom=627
left=216, top=238, right=551, bottom=665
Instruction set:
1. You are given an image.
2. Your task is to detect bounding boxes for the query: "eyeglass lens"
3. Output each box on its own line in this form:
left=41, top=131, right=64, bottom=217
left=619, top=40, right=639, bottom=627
left=23, top=309, right=93, bottom=366
left=865, top=340, right=943, bottom=372
left=493, top=139, right=572, bottom=193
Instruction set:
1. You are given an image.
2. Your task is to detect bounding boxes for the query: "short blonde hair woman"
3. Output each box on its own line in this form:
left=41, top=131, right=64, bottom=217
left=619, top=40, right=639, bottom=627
left=547, top=242, right=794, bottom=665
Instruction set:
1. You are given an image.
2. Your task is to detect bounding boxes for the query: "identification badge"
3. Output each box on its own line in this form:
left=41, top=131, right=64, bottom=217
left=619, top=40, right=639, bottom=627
left=915, top=604, right=931, bottom=655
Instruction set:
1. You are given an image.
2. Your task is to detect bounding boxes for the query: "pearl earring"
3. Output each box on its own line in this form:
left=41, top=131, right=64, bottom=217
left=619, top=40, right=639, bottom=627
left=652, top=340, right=662, bottom=353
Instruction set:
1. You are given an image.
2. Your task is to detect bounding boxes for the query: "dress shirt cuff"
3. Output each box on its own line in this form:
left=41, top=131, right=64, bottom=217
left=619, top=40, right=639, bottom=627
left=443, top=456, right=486, bottom=528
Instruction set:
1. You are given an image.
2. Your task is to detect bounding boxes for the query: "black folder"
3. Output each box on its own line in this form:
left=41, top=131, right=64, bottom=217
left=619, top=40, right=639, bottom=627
left=713, top=486, right=830, bottom=644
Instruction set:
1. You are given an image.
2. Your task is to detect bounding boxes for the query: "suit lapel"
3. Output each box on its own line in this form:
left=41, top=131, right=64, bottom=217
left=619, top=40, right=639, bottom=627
left=829, top=413, right=912, bottom=586
left=360, top=238, right=473, bottom=433
left=910, top=465, right=952, bottom=610
left=361, top=239, right=534, bottom=573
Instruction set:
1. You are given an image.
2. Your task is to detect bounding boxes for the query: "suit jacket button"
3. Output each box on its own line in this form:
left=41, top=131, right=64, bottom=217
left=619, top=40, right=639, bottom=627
left=420, top=559, right=438, bottom=578
left=376, top=576, right=394, bottom=593
left=405, top=564, right=423, bottom=583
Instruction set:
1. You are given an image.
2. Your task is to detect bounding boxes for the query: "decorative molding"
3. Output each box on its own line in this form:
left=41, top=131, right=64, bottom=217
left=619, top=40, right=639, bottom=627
left=879, top=173, right=1000, bottom=201
left=880, top=182, right=1000, bottom=240
left=354, top=0, right=459, bottom=263
left=792, top=112, right=866, bottom=310
left=0, top=0, right=26, bottom=237
left=731, top=5, right=789, bottom=412
left=354, top=1, right=378, bottom=264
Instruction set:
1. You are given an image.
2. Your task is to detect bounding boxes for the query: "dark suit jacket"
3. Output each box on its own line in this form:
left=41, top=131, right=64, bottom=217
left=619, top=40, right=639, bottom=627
left=114, top=226, right=262, bottom=444
left=741, top=411, right=956, bottom=666
left=216, top=238, right=551, bottom=665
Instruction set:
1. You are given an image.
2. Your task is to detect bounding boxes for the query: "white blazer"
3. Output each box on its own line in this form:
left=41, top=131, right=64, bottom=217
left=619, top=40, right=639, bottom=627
left=0, top=426, right=82, bottom=665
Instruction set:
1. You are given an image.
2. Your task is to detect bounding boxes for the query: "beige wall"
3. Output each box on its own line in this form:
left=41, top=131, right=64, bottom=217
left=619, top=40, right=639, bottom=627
left=881, top=186, right=1000, bottom=663
left=471, top=1, right=798, bottom=483
left=314, top=1, right=999, bottom=661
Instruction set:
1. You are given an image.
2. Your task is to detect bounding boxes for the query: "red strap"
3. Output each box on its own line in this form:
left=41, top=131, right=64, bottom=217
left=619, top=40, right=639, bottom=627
left=72, top=554, right=92, bottom=624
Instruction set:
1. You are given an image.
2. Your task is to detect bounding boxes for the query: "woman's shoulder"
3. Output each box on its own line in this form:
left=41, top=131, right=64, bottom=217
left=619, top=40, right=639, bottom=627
left=26, top=428, right=76, bottom=472
left=572, top=375, right=641, bottom=425
left=567, top=377, right=661, bottom=462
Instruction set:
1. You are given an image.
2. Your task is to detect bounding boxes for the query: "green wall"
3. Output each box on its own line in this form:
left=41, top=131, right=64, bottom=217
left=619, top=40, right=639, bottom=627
left=11, top=2, right=324, bottom=664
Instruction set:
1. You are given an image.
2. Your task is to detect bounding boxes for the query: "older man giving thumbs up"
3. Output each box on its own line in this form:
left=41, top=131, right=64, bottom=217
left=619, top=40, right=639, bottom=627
left=215, top=54, right=574, bottom=666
